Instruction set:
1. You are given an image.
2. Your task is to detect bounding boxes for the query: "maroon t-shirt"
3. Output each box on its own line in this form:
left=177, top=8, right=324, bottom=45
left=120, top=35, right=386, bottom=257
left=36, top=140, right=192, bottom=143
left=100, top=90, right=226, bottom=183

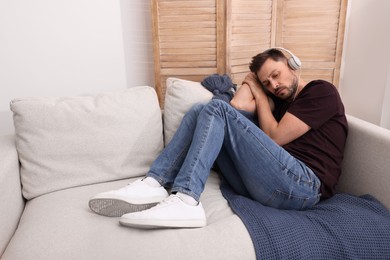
left=274, top=80, right=348, bottom=199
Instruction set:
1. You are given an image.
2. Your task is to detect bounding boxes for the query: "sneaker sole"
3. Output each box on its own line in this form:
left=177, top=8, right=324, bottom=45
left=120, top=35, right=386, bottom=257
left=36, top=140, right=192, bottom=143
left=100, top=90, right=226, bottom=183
left=89, top=198, right=157, bottom=217
left=119, top=218, right=207, bottom=229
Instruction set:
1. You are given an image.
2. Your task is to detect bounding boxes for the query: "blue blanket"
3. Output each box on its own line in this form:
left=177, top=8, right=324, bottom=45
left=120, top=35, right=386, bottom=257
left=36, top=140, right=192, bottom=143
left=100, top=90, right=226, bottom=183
left=220, top=181, right=390, bottom=259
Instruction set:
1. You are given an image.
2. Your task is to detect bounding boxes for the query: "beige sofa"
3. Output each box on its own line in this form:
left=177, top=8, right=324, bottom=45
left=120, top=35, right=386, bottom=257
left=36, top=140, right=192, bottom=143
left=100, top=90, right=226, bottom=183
left=1, top=78, right=390, bottom=260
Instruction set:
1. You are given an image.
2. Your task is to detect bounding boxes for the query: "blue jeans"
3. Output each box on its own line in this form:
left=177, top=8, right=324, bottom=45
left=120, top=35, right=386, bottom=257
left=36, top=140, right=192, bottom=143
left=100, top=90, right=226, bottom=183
left=147, top=100, right=321, bottom=210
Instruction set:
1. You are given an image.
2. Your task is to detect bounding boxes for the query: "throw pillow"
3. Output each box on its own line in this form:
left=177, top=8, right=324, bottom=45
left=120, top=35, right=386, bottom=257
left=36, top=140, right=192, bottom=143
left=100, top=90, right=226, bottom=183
left=11, top=86, right=163, bottom=200
left=163, top=77, right=212, bottom=145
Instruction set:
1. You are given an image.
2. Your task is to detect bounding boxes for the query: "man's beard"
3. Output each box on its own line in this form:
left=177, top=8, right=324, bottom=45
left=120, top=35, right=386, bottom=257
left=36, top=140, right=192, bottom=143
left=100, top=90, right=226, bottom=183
left=275, top=75, right=299, bottom=101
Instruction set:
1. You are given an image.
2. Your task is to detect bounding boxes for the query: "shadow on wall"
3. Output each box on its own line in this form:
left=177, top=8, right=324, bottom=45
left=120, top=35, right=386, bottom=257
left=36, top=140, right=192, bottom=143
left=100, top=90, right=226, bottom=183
left=0, top=110, right=14, bottom=135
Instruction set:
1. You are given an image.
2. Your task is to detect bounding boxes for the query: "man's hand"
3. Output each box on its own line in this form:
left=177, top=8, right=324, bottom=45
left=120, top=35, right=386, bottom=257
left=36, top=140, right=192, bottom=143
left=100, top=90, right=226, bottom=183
left=244, top=73, right=267, bottom=100
left=244, top=73, right=274, bottom=111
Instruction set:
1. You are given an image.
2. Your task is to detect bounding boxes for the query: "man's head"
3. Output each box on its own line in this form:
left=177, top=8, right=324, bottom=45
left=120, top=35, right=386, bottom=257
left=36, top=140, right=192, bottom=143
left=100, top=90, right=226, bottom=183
left=249, top=49, right=301, bottom=101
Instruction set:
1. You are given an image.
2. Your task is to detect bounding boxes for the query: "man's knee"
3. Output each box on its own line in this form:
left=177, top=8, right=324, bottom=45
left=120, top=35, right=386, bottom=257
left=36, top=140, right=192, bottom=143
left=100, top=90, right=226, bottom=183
left=188, top=100, right=229, bottom=117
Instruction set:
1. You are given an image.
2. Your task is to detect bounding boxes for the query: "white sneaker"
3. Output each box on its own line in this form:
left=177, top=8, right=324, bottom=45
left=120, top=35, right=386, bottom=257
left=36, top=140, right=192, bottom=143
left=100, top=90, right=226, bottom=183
left=119, top=194, right=207, bottom=228
left=89, top=178, right=169, bottom=217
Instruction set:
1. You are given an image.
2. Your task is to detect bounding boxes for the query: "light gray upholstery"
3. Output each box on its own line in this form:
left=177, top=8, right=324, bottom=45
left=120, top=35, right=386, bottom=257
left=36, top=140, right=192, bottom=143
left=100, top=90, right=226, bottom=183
left=1, top=173, right=255, bottom=260
left=338, top=115, right=390, bottom=209
left=0, top=135, right=25, bottom=256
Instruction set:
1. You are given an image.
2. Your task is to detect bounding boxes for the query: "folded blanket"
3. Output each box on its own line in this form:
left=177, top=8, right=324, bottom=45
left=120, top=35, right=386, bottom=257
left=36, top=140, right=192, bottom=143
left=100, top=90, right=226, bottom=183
left=220, top=181, right=390, bottom=259
left=201, top=74, right=236, bottom=103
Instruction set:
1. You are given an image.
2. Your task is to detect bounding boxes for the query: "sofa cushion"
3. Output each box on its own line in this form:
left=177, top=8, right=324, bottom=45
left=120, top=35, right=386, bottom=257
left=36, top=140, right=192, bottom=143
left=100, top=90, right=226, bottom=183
left=338, top=115, right=390, bottom=209
left=1, top=173, right=255, bottom=260
left=163, top=77, right=212, bottom=145
left=10, top=86, right=163, bottom=200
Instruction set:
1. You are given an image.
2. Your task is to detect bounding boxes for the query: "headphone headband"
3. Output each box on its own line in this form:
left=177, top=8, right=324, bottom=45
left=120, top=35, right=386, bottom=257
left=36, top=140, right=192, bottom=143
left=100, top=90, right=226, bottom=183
left=265, top=47, right=302, bottom=70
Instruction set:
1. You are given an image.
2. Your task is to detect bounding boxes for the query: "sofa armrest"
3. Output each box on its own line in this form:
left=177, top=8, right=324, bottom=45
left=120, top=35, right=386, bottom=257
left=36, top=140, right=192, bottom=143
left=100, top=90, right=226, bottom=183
left=338, top=115, right=390, bottom=209
left=0, top=135, right=25, bottom=256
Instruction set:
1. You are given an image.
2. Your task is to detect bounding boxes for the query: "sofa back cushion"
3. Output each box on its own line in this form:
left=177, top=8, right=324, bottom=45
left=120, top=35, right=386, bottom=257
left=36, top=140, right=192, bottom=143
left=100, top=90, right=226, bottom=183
left=10, top=86, right=163, bottom=200
left=338, top=115, right=390, bottom=209
left=163, top=77, right=212, bottom=145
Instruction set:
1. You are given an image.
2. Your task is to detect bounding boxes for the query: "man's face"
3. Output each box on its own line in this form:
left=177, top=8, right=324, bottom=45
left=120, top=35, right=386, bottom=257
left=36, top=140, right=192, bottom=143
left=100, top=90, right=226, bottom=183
left=256, top=58, right=298, bottom=101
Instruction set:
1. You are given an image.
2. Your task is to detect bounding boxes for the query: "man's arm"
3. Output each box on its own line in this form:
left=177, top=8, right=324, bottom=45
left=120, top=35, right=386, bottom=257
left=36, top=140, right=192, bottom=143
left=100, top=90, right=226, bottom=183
left=230, top=83, right=256, bottom=113
left=230, top=73, right=274, bottom=113
left=245, top=74, right=310, bottom=146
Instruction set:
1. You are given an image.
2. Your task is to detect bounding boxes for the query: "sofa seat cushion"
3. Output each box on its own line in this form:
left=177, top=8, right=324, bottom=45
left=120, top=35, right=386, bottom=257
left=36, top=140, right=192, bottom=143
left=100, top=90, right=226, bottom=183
left=10, top=86, right=163, bottom=200
left=1, top=172, right=255, bottom=260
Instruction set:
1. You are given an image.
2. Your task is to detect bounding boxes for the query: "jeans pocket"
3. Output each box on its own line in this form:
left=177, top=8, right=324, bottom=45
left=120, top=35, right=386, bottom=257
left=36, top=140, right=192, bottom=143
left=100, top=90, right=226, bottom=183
left=265, top=189, right=320, bottom=210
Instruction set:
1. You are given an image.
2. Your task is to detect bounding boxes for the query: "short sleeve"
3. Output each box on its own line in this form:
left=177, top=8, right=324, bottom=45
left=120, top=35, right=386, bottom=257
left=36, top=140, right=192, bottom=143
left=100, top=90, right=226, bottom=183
left=288, top=81, right=339, bottom=129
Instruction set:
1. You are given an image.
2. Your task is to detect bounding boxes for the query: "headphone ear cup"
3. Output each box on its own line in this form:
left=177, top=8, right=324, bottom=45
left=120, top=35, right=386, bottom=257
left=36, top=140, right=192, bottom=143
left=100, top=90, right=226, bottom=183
left=287, top=56, right=301, bottom=70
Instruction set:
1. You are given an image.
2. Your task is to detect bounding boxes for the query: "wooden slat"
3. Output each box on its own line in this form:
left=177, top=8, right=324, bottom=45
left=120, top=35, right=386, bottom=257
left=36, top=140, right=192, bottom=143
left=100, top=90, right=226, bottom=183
left=159, top=21, right=216, bottom=29
left=158, top=1, right=215, bottom=8
left=162, top=61, right=217, bottom=68
left=160, top=35, right=216, bottom=42
left=161, top=54, right=216, bottom=62
left=161, top=67, right=217, bottom=75
left=160, top=41, right=216, bottom=49
left=159, top=28, right=216, bottom=36
left=159, top=14, right=215, bottom=22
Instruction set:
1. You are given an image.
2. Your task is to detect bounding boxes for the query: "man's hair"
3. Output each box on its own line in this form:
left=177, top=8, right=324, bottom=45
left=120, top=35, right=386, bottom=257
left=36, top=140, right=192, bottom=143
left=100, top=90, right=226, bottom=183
left=249, top=49, right=287, bottom=74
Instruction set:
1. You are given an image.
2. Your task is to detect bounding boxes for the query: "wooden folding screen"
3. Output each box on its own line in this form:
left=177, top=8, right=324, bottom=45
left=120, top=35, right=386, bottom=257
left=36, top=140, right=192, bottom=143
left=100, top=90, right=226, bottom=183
left=151, top=0, right=348, bottom=106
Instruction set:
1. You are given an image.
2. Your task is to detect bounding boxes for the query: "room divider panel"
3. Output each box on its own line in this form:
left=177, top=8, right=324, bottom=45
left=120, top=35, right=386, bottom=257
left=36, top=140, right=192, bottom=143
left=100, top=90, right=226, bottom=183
left=151, top=0, right=348, bottom=106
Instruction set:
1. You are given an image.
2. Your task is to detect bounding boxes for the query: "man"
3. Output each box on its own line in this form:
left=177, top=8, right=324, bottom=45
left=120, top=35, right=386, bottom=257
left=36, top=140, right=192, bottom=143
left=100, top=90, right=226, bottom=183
left=89, top=48, right=348, bottom=229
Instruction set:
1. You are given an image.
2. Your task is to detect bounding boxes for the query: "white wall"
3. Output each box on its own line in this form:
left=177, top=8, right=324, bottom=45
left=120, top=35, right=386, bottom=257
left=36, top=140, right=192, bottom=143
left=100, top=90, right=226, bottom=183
left=0, top=0, right=129, bottom=135
left=1, top=0, right=389, bottom=135
left=340, top=0, right=390, bottom=129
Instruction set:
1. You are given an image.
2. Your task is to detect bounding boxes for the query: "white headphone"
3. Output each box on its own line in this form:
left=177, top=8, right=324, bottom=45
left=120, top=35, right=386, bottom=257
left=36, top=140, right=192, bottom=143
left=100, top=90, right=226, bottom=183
left=265, top=47, right=302, bottom=70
